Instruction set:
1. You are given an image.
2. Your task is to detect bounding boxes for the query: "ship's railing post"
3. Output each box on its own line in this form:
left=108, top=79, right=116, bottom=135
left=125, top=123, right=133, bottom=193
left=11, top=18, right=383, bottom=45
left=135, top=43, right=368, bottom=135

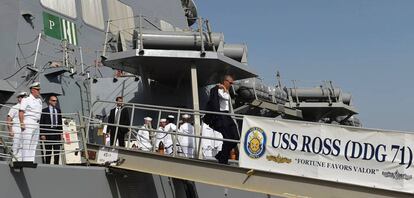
left=205, top=19, right=216, bottom=52
left=78, top=111, right=90, bottom=165
left=196, top=115, right=204, bottom=159
left=127, top=104, right=135, bottom=149
left=112, top=105, right=123, bottom=147
left=153, top=110, right=162, bottom=152
left=198, top=17, right=205, bottom=56
left=293, top=80, right=300, bottom=106
left=102, top=20, right=111, bottom=57
left=33, top=33, right=42, bottom=69
left=79, top=46, right=85, bottom=75
left=329, top=80, right=338, bottom=102
left=172, top=109, right=181, bottom=157
left=324, top=80, right=333, bottom=105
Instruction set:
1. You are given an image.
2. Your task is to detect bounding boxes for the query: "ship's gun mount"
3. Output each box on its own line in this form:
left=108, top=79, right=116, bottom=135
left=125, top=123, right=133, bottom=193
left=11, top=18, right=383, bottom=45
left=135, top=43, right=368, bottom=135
left=232, top=78, right=302, bottom=119
left=287, top=80, right=358, bottom=124
left=231, top=78, right=359, bottom=126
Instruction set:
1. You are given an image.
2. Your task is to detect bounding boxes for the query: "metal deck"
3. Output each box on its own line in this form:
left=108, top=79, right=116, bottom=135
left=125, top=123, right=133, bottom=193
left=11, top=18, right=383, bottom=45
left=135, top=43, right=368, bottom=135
left=86, top=143, right=412, bottom=198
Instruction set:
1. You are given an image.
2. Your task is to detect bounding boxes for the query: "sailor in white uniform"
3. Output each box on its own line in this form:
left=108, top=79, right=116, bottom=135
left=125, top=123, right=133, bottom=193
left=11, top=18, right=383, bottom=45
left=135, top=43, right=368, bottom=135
left=163, top=115, right=177, bottom=155
left=155, top=118, right=167, bottom=151
left=136, top=117, right=153, bottom=151
left=201, top=123, right=223, bottom=159
left=178, top=114, right=195, bottom=158
left=7, top=92, right=28, bottom=161
left=19, top=82, right=43, bottom=162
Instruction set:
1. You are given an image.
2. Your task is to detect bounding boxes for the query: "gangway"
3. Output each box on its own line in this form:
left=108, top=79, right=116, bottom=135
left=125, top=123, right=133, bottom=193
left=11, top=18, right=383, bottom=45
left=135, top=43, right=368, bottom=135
left=85, top=143, right=412, bottom=198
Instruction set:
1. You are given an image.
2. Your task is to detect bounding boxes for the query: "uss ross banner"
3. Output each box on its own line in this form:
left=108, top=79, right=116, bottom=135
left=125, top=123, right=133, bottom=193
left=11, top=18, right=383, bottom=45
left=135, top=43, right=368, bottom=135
left=239, top=116, right=414, bottom=193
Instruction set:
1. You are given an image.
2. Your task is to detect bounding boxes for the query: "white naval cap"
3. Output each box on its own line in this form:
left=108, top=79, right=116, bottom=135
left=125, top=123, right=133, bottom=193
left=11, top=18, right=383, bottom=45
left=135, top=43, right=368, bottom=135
left=144, top=117, right=152, bottom=121
left=167, top=115, right=174, bottom=119
left=16, top=91, right=28, bottom=97
left=160, top=118, right=167, bottom=122
left=182, top=114, right=190, bottom=119
left=29, top=82, right=40, bottom=89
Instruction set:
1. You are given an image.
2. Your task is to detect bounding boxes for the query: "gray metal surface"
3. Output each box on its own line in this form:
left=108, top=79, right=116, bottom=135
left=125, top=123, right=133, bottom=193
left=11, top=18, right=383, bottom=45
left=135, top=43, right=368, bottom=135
left=86, top=144, right=413, bottom=198
left=103, top=49, right=257, bottom=86
left=0, top=161, right=113, bottom=198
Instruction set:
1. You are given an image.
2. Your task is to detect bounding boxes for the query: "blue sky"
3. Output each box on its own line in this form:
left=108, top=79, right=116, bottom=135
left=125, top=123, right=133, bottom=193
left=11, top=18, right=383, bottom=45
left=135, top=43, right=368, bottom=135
left=197, top=0, right=414, bottom=131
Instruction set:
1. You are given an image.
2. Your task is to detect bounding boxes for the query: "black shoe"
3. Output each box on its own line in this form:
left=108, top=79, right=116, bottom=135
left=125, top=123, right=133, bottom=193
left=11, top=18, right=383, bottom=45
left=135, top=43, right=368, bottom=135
left=215, top=151, right=222, bottom=160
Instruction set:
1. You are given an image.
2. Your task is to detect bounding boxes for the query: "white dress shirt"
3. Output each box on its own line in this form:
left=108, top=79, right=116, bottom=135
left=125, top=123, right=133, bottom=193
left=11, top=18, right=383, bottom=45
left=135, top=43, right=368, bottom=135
left=49, top=105, right=58, bottom=127
left=218, top=88, right=230, bottom=111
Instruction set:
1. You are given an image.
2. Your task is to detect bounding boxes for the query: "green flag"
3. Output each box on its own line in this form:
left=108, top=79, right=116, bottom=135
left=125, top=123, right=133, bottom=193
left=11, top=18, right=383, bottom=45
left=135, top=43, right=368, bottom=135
left=43, top=12, right=78, bottom=46
left=43, top=12, right=62, bottom=40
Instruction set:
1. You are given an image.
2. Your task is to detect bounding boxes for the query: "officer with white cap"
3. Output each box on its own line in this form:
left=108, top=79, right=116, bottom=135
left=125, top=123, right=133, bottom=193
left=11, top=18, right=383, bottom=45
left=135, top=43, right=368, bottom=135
left=136, top=117, right=153, bottom=151
left=19, top=82, right=43, bottom=162
left=6, top=92, right=27, bottom=161
left=163, top=115, right=177, bottom=154
left=178, top=114, right=195, bottom=157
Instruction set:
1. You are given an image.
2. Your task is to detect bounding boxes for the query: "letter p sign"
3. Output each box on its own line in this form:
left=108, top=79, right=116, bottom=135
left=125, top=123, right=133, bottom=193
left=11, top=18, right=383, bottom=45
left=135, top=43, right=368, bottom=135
left=43, top=12, right=62, bottom=40
left=49, top=20, right=55, bottom=30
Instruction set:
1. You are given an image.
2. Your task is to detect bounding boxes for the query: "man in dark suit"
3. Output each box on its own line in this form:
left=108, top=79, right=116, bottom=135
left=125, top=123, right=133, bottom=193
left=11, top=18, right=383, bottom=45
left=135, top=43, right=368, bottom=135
left=40, top=95, right=62, bottom=164
left=107, top=96, right=130, bottom=147
left=203, top=75, right=239, bottom=164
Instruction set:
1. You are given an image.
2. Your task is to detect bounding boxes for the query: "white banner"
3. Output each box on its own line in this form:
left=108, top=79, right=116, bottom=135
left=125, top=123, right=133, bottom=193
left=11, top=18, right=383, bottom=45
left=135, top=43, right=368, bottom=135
left=240, top=116, right=414, bottom=193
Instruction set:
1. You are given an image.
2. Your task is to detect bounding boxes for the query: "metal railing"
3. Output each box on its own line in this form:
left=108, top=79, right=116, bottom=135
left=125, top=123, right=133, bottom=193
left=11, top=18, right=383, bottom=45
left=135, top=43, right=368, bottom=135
left=0, top=104, right=85, bottom=165
left=85, top=100, right=243, bottom=161
left=102, top=15, right=216, bottom=57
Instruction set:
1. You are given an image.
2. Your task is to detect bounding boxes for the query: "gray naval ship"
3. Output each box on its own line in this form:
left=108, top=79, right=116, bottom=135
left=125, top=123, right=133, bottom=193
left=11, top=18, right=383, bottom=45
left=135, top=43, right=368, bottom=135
left=0, top=0, right=412, bottom=198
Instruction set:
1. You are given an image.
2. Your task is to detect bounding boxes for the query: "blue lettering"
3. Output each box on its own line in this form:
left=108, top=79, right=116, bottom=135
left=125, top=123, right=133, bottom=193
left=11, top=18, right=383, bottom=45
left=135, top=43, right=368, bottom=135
left=351, top=141, right=363, bottom=159
left=362, top=143, right=374, bottom=160
left=290, top=134, right=298, bottom=151
left=301, top=135, right=311, bottom=152
left=312, top=137, right=323, bottom=154
left=322, top=138, right=332, bottom=155
left=281, top=133, right=290, bottom=149
left=375, top=144, right=386, bottom=162
left=332, top=139, right=341, bottom=156
left=271, top=132, right=281, bottom=148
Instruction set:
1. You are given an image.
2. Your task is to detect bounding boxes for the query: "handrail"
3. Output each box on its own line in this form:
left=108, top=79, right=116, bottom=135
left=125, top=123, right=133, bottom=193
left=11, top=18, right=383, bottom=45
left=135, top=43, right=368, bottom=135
left=0, top=104, right=84, bottom=164
left=87, top=100, right=243, bottom=160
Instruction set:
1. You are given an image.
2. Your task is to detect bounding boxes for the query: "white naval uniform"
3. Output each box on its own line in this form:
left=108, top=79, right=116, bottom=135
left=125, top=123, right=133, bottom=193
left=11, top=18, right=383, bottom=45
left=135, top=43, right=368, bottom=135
left=8, top=104, right=22, bottom=161
left=136, top=126, right=153, bottom=151
left=178, top=122, right=195, bottom=158
left=218, top=88, right=230, bottom=111
left=20, top=94, right=42, bottom=162
left=155, top=126, right=165, bottom=150
left=163, top=123, right=176, bottom=155
left=201, top=122, right=223, bottom=159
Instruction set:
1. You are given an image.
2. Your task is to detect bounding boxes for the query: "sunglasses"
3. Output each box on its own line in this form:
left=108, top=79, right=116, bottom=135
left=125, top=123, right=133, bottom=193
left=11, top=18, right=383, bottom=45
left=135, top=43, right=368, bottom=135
left=225, top=80, right=234, bottom=84
left=50, top=100, right=57, bottom=102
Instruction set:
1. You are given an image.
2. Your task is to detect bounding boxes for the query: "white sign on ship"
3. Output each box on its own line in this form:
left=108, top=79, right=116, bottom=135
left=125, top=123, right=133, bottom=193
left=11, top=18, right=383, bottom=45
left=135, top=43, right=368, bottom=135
left=239, top=116, right=414, bottom=193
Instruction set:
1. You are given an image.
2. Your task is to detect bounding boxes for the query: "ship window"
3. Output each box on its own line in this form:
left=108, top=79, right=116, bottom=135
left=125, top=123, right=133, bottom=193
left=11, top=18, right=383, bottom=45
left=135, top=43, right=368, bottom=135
left=81, top=0, right=104, bottom=30
left=107, top=0, right=134, bottom=41
left=40, top=0, right=77, bottom=18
